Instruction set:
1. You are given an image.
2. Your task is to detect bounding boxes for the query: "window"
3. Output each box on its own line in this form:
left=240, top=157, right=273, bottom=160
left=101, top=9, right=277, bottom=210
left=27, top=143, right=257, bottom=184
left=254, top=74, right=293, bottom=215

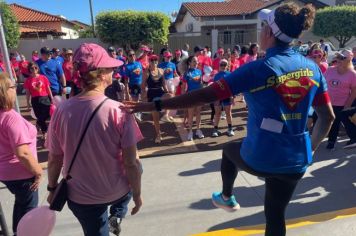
left=234, top=31, right=244, bottom=45
left=223, top=31, right=231, bottom=45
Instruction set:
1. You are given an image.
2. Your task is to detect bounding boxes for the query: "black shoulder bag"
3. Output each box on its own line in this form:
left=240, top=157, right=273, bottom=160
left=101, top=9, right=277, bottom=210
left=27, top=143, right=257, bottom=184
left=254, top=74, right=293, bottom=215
left=49, top=98, right=109, bottom=211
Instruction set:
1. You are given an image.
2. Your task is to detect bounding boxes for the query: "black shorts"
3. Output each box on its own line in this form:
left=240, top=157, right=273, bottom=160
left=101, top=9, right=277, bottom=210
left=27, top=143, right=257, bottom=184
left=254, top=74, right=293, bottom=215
left=129, top=84, right=141, bottom=97
left=147, top=89, right=165, bottom=102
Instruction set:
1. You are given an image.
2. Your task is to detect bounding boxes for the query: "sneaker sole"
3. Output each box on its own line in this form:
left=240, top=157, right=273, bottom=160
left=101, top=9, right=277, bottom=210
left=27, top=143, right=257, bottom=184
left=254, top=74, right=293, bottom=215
left=212, top=199, right=240, bottom=212
left=344, top=143, right=356, bottom=149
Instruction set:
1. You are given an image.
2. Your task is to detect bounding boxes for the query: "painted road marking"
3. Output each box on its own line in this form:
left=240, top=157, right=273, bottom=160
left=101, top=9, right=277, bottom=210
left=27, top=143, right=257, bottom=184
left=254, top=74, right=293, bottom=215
left=191, top=207, right=356, bottom=236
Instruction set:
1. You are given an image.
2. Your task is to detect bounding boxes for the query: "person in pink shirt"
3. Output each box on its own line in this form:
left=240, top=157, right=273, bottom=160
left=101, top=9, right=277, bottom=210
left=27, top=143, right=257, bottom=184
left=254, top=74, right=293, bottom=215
left=0, top=73, right=43, bottom=235
left=19, top=54, right=30, bottom=79
left=246, top=43, right=259, bottom=63
left=238, top=46, right=249, bottom=66
left=310, top=49, right=328, bottom=74
left=230, top=50, right=240, bottom=72
left=31, top=50, right=39, bottom=62
left=62, top=49, right=74, bottom=98
left=324, top=49, right=356, bottom=149
left=24, top=62, right=53, bottom=140
left=212, top=48, right=224, bottom=71
left=46, top=43, right=143, bottom=236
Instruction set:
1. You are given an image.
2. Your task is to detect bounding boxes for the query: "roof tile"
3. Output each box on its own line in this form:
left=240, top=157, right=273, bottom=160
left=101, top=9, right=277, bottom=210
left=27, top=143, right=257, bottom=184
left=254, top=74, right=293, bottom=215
left=9, top=3, right=62, bottom=22
left=183, top=0, right=281, bottom=17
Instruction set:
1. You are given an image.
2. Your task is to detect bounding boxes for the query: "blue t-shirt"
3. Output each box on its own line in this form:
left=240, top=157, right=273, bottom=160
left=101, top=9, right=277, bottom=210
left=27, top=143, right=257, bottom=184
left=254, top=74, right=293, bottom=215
left=54, top=56, right=64, bottom=66
left=158, top=62, right=177, bottom=80
left=213, top=71, right=230, bottom=82
left=220, top=46, right=328, bottom=174
left=125, top=61, right=143, bottom=86
left=184, top=68, right=203, bottom=92
left=36, top=59, right=64, bottom=93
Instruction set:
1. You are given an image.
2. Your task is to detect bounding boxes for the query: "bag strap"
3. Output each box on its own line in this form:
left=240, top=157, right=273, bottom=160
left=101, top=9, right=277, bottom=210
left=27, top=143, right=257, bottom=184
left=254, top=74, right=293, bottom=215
left=66, top=97, right=109, bottom=180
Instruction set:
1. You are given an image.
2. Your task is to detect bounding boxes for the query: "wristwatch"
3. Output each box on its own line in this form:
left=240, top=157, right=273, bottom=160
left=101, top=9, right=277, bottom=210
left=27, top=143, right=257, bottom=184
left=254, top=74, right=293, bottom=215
left=47, top=185, right=57, bottom=192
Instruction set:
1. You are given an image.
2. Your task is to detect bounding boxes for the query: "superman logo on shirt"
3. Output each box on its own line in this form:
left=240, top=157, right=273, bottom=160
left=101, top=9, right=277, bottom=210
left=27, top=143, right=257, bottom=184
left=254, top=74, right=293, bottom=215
left=165, top=68, right=172, bottom=74
left=192, top=76, right=201, bottom=81
left=266, top=69, right=318, bottom=110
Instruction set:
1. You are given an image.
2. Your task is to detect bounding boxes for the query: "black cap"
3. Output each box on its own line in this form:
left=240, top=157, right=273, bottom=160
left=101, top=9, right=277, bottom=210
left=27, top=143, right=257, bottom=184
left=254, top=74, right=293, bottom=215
left=108, top=46, right=115, bottom=52
left=194, top=45, right=204, bottom=53
left=51, top=48, right=60, bottom=53
left=233, top=45, right=241, bottom=52
left=40, top=47, right=51, bottom=54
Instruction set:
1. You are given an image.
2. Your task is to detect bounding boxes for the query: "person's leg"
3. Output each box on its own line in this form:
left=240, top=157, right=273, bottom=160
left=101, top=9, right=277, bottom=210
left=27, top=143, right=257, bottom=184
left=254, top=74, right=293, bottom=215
left=152, top=111, right=161, bottom=143
left=224, top=104, right=234, bottom=136
left=327, top=106, right=344, bottom=146
left=68, top=200, right=109, bottom=236
left=2, top=178, right=38, bottom=234
left=264, top=175, right=303, bottom=236
left=195, top=106, right=202, bottom=130
left=214, top=105, right=222, bottom=128
left=210, top=103, right=215, bottom=124
left=108, top=193, right=132, bottom=236
left=341, top=108, right=356, bottom=142
left=187, top=108, right=194, bottom=133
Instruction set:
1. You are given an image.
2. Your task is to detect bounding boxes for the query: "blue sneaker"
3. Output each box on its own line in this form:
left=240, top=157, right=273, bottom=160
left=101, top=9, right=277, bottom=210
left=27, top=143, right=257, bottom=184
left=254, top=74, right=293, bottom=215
left=212, top=192, right=240, bottom=212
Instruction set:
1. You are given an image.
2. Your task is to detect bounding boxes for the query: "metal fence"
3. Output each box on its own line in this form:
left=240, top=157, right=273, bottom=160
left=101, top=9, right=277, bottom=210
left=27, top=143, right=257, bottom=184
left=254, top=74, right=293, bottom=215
left=217, top=29, right=258, bottom=49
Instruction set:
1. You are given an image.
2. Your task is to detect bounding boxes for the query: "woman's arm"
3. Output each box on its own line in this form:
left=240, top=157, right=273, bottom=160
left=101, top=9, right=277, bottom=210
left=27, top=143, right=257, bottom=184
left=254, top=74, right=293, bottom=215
left=47, top=86, right=54, bottom=101
left=344, top=87, right=356, bottom=109
left=15, top=144, right=43, bottom=191
left=47, top=153, right=64, bottom=203
left=312, top=103, right=335, bottom=151
left=122, top=145, right=142, bottom=215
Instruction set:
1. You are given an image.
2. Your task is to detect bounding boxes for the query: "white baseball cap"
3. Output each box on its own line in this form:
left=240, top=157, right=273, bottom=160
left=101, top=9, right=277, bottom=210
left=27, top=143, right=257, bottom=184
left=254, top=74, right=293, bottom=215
left=258, top=9, right=295, bottom=43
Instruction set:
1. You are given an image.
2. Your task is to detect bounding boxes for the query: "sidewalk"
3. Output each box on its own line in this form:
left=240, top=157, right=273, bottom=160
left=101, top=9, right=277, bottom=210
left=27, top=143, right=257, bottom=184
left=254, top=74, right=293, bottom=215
left=1, top=139, right=355, bottom=236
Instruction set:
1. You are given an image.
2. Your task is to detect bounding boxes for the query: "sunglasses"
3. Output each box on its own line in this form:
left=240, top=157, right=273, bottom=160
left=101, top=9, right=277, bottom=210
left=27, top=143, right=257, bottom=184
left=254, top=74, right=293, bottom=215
left=29, top=66, right=38, bottom=71
left=336, top=56, right=347, bottom=61
left=220, top=64, right=228, bottom=67
left=128, top=54, right=135, bottom=57
left=312, top=55, right=322, bottom=59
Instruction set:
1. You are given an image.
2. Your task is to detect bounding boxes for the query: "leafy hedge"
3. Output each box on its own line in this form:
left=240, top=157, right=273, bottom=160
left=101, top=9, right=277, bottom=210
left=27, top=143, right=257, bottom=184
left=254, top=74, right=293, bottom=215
left=0, top=1, right=20, bottom=49
left=313, top=5, right=356, bottom=48
left=96, top=10, right=170, bottom=50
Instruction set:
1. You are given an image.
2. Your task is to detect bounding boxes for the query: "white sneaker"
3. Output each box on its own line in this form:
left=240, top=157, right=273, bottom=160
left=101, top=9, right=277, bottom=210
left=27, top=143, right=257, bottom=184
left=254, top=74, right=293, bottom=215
left=187, top=131, right=193, bottom=141
left=221, top=112, right=226, bottom=120
left=196, top=129, right=205, bottom=139
left=227, top=129, right=235, bottom=137
left=134, top=112, right=142, bottom=122
left=212, top=129, right=220, bottom=137
left=161, top=115, right=173, bottom=123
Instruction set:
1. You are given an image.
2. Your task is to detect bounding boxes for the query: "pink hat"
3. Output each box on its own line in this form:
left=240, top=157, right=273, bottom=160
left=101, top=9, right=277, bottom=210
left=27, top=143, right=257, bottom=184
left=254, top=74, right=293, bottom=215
left=149, top=54, right=159, bottom=61
left=163, top=51, right=172, bottom=58
left=141, top=46, right=151, bottom=52
left=73, top=43, right=123, bottom=74
left=335, top=49, right=354, bottom=60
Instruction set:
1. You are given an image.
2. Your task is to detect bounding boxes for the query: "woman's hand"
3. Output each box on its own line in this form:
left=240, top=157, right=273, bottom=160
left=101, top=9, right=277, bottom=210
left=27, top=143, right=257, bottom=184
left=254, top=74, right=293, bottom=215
left=30, top=171, right=42, bottom=192
left=131, top=194, right=142, bottom=215
left=47, top=192, right=54, bottom=204
left=121, top=101, right=155, bottom=113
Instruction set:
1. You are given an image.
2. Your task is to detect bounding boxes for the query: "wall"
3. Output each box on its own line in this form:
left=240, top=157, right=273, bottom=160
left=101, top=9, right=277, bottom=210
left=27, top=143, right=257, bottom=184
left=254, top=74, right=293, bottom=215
left=60, top=22, right=79, bottom=39
left=175, top=12, right=203, bottom=33
left=14, top=38, right=107, bottom=60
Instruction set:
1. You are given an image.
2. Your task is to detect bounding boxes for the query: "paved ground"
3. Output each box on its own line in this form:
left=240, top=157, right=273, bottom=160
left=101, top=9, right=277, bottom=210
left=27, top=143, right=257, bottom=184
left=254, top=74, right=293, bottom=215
left=1, top=94, right=355, bottom=235
left=1, top=140, right=355, bottom=236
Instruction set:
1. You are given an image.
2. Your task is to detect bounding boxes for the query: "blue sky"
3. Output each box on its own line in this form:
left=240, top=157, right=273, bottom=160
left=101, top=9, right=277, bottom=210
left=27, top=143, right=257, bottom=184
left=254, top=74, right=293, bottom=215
left=7, top=0, right=223, bottom=24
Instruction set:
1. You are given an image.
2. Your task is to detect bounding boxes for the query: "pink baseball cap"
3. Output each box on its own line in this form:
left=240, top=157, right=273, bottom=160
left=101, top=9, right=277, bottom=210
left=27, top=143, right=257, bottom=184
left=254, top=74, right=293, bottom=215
left=73, top=43, right=123, bottom=74
left=141, top=46, right=151, bottom=52
left=335, top=49, right=354, bottom=60
left=163, top=51, right=172, bottom=58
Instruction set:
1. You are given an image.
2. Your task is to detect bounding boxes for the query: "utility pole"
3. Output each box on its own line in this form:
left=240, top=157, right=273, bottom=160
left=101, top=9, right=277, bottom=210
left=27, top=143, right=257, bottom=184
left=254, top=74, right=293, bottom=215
left=0, top=10, right=20, bottom=113
left=89, top=0, right=96, bottom=37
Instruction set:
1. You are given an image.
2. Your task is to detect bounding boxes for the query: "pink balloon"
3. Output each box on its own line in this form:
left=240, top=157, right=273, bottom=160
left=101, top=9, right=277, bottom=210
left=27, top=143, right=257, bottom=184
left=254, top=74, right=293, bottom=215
left=17, top=206, right=56, bottom=236
left=49, top=104, right=56, bottom=116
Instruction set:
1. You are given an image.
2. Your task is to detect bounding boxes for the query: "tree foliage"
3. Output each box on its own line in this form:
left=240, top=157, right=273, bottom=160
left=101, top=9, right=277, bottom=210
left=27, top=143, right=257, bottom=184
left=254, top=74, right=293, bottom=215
left=76, top=26, right=95, bottom=38
left=96, top=10, right=170, bottom=50
left=313, top=5, right=356, bottom=48
left=0, top=1, right=20, bottom=49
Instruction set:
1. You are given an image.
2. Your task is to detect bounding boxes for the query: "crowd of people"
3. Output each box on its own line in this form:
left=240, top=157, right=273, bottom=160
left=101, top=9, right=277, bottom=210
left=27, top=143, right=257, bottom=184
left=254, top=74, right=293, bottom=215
left=0, top=2, right=355, bottom=236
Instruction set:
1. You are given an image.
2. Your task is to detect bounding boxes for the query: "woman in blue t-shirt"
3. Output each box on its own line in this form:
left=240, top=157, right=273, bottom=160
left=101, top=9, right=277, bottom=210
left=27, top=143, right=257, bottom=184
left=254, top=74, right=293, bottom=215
left=126, top=3, right=335, bottom=236
left=212, top=59, right=234, bottom=137
left=182, top=56, right=204, bottom=141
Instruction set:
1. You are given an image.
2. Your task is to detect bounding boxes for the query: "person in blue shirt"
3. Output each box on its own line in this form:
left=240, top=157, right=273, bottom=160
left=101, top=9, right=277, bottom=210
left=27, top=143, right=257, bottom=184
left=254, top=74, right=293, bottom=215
left=182, top=56, right=205, bottom=140
left=51, top=48, right=64, bottom=66
left=37, top=47, right=66, bottom=96
left=212, top=59, right=234, bottom=137
left=158, top=51, right=179, bottom=122
left=125, top=3, right=335, bottom=236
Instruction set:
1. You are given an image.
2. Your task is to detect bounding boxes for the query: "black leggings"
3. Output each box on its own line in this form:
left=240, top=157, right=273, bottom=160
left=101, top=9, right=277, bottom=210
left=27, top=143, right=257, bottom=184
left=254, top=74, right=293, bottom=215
left=221, top=141, right=304, bottom=236
left=31, top=96, right=51, bottom=133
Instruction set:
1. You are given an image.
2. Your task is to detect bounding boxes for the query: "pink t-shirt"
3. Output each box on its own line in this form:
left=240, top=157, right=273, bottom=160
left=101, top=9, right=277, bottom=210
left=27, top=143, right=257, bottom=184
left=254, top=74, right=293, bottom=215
left=46, top=95, right=143, bottom=204
left=324, top=67, right=356, bottom=106
left=246, top=54, right=258, bottom=63
left=0, top=109, right=38, bottom=181
left=24, top=74, right=51, bottom=97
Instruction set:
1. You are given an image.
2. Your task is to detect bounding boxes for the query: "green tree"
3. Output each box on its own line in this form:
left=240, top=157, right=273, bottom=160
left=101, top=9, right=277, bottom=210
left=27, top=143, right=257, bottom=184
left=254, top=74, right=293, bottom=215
left=313, top=5, right=356, bottom=48
left=96, top=10, right=170, bottom=50
left=74, top=25, right=94, bottom=38
left=0, top=1, right=20, bottom=49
